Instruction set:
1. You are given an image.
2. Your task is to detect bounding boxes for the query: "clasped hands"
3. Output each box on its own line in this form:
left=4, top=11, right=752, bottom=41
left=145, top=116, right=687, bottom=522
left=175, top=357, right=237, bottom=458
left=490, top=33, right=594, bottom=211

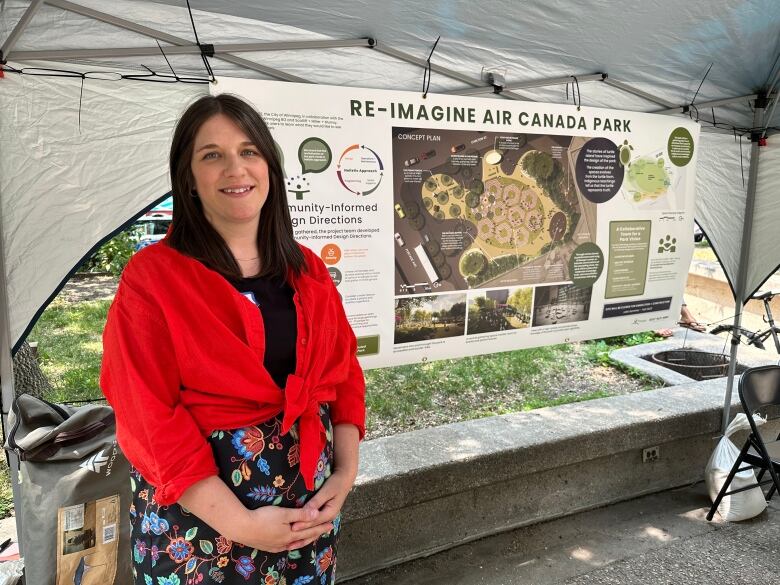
left=244, top=468, right=355, bottom=553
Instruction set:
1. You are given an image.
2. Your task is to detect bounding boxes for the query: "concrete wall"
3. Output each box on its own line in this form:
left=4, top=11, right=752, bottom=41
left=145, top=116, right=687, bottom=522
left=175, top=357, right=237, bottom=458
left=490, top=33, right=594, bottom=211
left=339, top=372, right=779, bottom=580
left=686, top=260, right=780, bottom=333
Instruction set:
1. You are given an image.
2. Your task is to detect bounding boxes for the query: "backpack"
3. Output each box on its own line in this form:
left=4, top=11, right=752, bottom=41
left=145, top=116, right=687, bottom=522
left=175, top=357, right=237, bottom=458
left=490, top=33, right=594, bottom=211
left=5, top=394, right=131, bottom=585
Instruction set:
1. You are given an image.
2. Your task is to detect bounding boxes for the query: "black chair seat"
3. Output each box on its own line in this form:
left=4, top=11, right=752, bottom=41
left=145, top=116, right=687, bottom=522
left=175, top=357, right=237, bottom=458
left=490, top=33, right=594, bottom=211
left=747, top=439, right=780, bottom=463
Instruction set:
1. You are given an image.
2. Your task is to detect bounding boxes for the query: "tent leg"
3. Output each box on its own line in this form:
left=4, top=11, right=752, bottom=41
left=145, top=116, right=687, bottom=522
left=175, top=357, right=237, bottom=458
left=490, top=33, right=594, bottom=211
left=0, top=213, right=22, bottom=553
left=721, top=311, right=743, bottom=433
left=721, top=94, right=766, bottom=433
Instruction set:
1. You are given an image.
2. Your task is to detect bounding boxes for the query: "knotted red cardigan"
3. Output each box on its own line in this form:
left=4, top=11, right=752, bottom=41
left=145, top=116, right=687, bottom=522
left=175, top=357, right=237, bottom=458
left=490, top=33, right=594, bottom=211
left=100, top=240, right=366, bottom=505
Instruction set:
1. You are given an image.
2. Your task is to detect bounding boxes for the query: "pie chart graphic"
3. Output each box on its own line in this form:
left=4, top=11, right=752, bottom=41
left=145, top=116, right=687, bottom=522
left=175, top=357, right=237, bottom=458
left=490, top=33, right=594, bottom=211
left=337, top=144, right=384, bottom=196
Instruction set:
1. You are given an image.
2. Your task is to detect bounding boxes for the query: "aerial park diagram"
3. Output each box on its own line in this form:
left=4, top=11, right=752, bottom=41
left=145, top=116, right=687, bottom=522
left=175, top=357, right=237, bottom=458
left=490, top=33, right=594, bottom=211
left=392, top=129, right=597, bottom=296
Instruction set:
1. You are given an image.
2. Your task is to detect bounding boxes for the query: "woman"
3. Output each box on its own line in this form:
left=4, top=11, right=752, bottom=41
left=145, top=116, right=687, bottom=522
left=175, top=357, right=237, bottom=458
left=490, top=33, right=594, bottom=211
left=101, top=94, right=366, bottom=585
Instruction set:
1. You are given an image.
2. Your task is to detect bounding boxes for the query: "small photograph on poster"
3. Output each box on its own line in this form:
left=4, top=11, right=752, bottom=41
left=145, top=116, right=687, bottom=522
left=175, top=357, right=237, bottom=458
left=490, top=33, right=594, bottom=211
left=467, top=287, right=533, bottom=335
left=532, top=284, right=593, bottom=326
left=394, top=293, right=467, bottom=344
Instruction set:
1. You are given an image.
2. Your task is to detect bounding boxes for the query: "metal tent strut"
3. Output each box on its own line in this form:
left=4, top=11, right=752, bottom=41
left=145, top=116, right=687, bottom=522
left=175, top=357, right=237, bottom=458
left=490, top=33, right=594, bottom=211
left=2, top=0, right=766, bottom=119
left=0, top=134, right=23, bottom=559
left=656, top=94, right=759, bottom=115
left=6, top=0, right=340, bottom=82
left=602, top=78, right=676, bottom=108
left=721, top=93, right=767, bottom=434
left=443, top=73, right=607, bottom=97
left=0, top=0, right=44, bottom=63
left=371, top=43, right=530, bottom=101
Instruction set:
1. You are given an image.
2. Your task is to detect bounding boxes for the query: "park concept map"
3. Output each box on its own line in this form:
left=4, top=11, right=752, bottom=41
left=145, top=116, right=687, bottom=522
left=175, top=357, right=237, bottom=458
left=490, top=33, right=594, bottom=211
left=392, top=129, right=597, bottom=296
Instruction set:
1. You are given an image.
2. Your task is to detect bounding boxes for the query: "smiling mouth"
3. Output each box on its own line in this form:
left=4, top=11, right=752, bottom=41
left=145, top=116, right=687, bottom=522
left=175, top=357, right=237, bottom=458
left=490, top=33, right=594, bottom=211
left=219, top=185, right=254, bottom=195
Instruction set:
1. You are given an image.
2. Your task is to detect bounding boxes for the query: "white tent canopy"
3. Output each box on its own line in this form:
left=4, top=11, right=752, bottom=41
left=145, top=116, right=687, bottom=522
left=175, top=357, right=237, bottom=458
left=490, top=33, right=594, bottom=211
left=0, top=0, right=779, bottom=395
left=0, top=0, right=779, bottom=549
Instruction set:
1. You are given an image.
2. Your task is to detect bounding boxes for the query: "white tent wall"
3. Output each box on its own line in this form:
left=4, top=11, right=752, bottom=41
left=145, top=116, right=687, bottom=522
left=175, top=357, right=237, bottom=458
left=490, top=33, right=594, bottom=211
left=748, top=141, right=780, bottom=298
left=0, top=0, right=467, bottom=92
left=0, top=70, right=202, bottom=348
left=148, top=0, right=780, bottom=126
left=693, top=131, right=751, bottom=295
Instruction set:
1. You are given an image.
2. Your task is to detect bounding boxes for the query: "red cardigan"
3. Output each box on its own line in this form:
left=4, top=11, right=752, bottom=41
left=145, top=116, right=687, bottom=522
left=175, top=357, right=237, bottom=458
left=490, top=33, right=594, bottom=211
left=100, top=241, right=366, bottom=505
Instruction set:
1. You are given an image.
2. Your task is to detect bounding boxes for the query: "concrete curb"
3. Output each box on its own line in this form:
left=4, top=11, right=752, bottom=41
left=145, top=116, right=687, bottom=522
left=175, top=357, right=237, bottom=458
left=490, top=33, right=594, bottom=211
left=339, top=337, right=779, bottom=579
left=609, top=328, right=771, bottom=387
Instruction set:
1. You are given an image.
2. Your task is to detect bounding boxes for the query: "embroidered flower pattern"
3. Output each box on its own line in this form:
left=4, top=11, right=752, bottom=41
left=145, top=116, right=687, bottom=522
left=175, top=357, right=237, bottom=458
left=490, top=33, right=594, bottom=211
left=232, top=427, right=265, bottom=459
left=215, top=536, right=232, bottom=555
left=166, top=536, right=194, bottom=563
left=236, top=556, right=256, bottom=579
left=248, top=485, right=278, bottom=503
left=130, top=410, right=337, bottom=584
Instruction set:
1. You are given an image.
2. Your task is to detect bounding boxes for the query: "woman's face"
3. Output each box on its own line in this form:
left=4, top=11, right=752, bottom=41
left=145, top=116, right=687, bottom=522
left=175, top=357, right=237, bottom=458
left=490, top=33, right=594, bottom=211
left=190, top=113, right=269, bottom=233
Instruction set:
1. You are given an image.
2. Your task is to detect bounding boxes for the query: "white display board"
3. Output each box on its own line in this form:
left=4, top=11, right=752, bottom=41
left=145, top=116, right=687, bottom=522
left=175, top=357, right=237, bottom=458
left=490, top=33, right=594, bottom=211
left=214, top=78, right=699, bottom=369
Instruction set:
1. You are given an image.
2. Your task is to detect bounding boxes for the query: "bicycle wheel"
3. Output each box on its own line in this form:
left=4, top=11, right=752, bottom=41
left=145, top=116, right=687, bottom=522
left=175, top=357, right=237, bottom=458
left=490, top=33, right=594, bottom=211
left=709, top=325, right=766, bottom=350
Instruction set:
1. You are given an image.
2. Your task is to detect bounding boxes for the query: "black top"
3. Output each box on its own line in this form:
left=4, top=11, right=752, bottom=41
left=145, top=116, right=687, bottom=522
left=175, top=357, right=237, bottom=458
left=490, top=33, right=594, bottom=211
left=231, top=275, right=297, bottom=389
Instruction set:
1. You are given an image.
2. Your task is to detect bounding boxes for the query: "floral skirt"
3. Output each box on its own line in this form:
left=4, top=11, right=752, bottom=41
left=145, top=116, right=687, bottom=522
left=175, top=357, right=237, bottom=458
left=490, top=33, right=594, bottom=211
left=129, top=406, right=338, bottom=585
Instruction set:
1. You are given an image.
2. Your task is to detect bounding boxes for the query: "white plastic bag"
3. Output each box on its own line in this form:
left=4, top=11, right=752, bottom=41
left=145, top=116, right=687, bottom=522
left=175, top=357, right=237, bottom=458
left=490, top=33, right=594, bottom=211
left=0, top=559, right=24, bottom=585
left=705, top=413, right=768, bottom=521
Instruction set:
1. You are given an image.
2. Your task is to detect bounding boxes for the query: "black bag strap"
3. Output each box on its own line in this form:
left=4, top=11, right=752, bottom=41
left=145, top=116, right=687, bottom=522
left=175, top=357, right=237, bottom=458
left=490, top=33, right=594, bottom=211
left=23, top=412, right=115, bottom=461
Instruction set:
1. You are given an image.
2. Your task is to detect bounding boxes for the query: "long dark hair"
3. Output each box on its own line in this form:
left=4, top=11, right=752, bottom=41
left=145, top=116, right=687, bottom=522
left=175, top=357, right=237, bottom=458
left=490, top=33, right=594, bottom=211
left=167, top=93, right=304, bottom=280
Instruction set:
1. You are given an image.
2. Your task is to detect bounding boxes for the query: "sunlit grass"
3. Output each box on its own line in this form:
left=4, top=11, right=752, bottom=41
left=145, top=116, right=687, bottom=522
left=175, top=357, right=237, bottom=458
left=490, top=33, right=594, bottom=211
left=692, top=241, right=717, bottom=262
left=28, top=299, right=111, bottom=403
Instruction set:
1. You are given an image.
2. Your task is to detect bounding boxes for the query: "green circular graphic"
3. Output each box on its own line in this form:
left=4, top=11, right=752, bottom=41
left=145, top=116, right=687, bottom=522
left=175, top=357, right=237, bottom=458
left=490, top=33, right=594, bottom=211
left=274, top=140, right=285, bottom=172
left=568, top=242, right=605, bottom=289
left=667, top=127, right=694, bottom=167
left=298, top=137, right=332, bottom=173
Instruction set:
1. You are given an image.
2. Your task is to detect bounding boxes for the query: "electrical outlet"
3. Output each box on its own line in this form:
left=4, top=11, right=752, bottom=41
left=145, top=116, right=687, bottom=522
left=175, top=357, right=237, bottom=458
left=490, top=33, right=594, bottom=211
left=643, top=446, right=660, bottom=463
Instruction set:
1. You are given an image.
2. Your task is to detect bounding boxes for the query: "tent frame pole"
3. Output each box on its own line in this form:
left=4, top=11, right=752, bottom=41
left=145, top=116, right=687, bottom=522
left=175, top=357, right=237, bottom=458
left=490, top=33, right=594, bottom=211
left=721, top=93, right=766, bottom=433
left=602, top=78, right=676, bottom=108
left=0, top=186, right=23, bottom=553
left=28, top=0, right=337, bottom=82
left=444, top=72, right=606, bottom=96
left=371, top=43, right=529, bottom=101
left=9, top=40, right=373, bottom=61
left=656, top=94, right=759, bottom=115
left=0, top=0, right=45, bottom=62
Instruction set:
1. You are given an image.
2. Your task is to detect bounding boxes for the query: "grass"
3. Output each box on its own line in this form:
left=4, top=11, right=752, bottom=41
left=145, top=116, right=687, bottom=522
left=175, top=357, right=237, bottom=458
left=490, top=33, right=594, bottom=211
left=692, top=241, right=717, bottom=262
left=581, top=331, right=666, bottom=383
left=0, top=460, right=12, bottom=519
left=365, top=344, right=572, bottom=424
left=25, top=298, right=663, bottom=434
left=29, top=299, right=111, bottom=403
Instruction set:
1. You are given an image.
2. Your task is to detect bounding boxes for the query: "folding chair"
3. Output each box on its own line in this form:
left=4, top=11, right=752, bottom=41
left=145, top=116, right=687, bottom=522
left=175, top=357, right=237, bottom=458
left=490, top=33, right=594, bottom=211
left=707, top=364, right=780, bottom=521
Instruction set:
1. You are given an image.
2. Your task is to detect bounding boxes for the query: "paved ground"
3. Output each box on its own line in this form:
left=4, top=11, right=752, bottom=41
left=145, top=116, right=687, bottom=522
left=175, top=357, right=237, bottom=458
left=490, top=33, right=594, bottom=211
left=1, top=483, right=776, bottom=581
left=347, top=483, right=779, bottom=584
left=0, top=515, right=15, bottom=544
left=58, top=274, right=118, bottom=303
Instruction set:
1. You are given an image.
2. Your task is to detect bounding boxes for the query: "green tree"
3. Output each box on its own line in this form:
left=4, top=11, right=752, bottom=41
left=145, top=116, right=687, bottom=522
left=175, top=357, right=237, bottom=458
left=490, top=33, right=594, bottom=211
left=82, top=229, right=140, bottom=276
left=509, top=288, right=532, bottom=314
left=449, top=301, right=466, bottom=317
left=460, top=250, right=487, bottom=276
left=522, top=151, right=554, bottom=180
